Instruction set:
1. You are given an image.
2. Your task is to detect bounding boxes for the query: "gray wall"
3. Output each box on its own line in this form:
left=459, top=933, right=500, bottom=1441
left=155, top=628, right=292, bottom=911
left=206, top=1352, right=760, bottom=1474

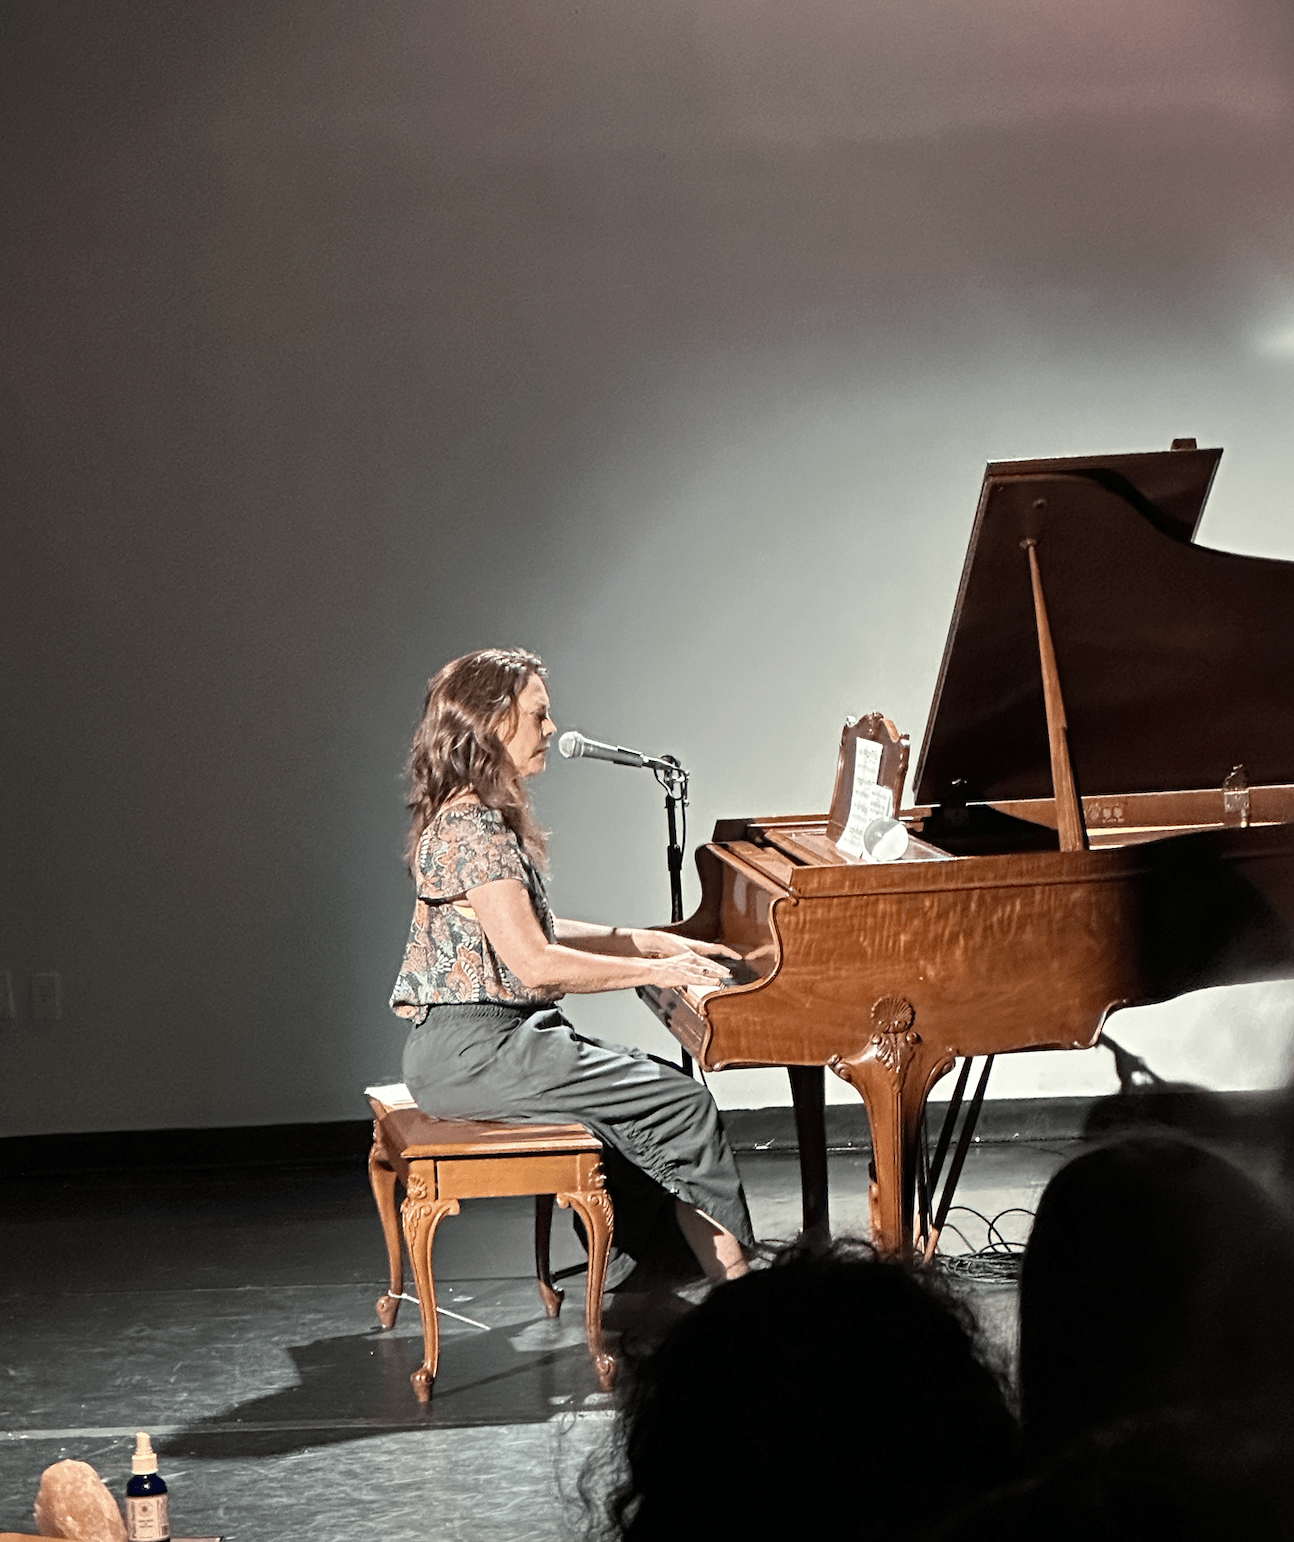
left=5, top=0, right=1294, bottom=1136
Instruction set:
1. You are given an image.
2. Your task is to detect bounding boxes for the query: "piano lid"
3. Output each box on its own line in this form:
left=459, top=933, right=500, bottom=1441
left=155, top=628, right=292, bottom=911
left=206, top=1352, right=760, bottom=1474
left=914, top=444, right=1294, bottom=806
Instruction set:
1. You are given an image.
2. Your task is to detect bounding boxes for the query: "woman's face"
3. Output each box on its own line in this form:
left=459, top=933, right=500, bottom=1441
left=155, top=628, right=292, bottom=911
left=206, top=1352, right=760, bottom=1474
left=500, top=674, right=556, bottom=777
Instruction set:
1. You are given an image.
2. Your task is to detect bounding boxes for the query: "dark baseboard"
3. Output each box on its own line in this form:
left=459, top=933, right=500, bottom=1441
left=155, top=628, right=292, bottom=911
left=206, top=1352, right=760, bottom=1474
left=723, top=1097, right=1098, bottom=1153
left=2, top=1089, right=1287, bottom=1178
left=0, top=1119, right=376, bottom=1178
left=725, top=1087, right=1289, bottom=1154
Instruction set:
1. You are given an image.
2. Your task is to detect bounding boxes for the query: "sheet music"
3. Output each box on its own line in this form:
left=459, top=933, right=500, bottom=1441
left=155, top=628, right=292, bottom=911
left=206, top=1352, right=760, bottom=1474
left=365, top=1082, right=416, bottom=1106
left=835, top=738, right=893, bottom=859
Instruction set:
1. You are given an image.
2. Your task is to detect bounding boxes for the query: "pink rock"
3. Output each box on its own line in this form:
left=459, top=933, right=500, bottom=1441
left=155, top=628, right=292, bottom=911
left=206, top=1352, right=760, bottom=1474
left=33, top=1460, right=127, bottom=1542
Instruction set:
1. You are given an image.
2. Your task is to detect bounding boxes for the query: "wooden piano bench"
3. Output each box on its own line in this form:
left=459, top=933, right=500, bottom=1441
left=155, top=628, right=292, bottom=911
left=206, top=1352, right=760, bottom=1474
left=365, top=1087, right=616, bottom=1401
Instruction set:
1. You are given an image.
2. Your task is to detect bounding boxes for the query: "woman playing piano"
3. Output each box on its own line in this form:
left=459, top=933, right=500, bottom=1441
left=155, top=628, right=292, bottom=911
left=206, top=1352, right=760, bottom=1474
left=390, top=647, right=754, bottom=1284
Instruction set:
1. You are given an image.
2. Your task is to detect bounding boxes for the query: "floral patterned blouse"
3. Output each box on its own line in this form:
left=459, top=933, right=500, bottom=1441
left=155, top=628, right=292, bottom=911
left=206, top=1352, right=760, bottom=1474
left=390, top=801, right=556, bottom=1022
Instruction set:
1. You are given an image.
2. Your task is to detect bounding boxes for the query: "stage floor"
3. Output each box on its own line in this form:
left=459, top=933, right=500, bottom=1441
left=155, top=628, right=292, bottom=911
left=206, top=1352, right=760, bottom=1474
left=0, top=1140, right=1072, bottom=1540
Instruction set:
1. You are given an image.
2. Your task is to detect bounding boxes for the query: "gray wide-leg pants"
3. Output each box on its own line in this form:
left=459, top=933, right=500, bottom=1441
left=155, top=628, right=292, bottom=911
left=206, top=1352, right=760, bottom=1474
left=401, top=1002, right=755, bottom=1251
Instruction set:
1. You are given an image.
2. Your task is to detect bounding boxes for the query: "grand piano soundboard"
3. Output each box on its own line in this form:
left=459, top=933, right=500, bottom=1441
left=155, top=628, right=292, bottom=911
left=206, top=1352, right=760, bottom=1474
left=638, top=443, right=1294, bottom=1256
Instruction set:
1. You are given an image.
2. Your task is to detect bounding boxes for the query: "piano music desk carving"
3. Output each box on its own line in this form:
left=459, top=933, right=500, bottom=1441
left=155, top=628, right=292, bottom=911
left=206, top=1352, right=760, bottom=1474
left=639, top=443, right=1294, bottom=1258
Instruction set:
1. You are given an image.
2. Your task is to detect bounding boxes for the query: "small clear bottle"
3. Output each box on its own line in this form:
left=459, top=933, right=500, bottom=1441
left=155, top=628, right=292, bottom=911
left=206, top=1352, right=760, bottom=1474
left=126, top=1431, right=170, bottom=1542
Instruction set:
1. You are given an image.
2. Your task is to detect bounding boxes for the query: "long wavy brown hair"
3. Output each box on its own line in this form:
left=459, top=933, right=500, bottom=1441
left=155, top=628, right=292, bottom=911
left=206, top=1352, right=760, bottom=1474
left=403, top=646, right=549, bottom=873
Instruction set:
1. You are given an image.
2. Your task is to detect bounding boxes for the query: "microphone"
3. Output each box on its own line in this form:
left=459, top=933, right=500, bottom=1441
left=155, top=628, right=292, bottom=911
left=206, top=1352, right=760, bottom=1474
left=557, top=730, right=676, bottom=773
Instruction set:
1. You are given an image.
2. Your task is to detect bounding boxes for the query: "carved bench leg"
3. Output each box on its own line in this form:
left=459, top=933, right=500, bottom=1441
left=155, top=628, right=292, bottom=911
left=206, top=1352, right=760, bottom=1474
left=402, top=1168, right=459, bottom=1402
left=369, top=1137, right=405, bottom=1329
left=534, top=1193, right=564, bottom=1318
left=559, top=1160, right=616, bottom=1392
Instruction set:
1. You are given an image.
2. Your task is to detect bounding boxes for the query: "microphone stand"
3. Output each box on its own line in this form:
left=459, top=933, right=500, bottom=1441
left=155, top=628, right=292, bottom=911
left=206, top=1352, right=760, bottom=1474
left=656, top=757, right=687, bottom=925
left=653, top=756, right=693, bottom=1074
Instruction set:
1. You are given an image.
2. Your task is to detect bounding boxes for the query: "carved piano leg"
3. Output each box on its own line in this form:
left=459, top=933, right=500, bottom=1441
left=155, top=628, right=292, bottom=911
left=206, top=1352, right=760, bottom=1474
left=829, top=997, right=953, bottom=1259
left=557, top=1156, right=616, bottom=1392
left=401, top=1168, right=460, bottom=1402
left=787, top=1064, right=830, bottom=1250
left=369, top=1133, right=405, bottom=1330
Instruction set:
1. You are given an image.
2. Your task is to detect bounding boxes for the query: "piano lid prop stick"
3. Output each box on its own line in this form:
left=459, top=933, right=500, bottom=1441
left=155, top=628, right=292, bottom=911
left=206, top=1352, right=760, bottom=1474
left=1022, top=536, right=1089, bottom=853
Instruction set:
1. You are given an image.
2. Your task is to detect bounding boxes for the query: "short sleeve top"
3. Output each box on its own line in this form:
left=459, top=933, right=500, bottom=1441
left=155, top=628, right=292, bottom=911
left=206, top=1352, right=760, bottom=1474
left=389, top=801, right=557, bottom=1022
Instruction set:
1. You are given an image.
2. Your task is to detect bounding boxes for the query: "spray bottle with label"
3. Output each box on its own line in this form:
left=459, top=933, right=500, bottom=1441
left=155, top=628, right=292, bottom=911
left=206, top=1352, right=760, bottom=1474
left=126, top=1431, right=170, bottom=1542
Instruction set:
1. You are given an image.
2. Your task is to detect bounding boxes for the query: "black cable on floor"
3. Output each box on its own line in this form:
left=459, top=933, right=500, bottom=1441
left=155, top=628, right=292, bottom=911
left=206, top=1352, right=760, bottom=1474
left=928, top=1203, right=1035, bottom=1281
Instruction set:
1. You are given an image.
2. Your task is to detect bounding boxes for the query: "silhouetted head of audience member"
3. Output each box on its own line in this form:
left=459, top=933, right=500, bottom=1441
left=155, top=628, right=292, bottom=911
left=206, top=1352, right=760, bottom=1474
left=1018, top=1130, right=1294, bottom=1462
left=588, top=1242, right=1017, bottom=1541
left=1276, top=1079, right=1294, bottom=1213
left=934, top=1404, right=1294, bottom=1542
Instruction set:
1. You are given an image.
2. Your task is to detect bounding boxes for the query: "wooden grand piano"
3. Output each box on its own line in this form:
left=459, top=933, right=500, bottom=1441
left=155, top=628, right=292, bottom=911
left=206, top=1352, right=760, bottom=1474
left=639, top=442, right=1294, bottom=1257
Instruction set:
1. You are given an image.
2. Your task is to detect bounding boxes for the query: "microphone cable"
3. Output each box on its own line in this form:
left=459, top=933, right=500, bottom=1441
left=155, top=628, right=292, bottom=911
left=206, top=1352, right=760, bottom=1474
left=929, top=1204, right=1036, bottom=1281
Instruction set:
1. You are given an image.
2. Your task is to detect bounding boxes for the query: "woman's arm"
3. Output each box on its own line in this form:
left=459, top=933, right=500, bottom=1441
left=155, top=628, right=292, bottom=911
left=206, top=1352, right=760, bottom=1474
left=552, top=918, right=640, bottom=955
left=468, top=882, right=734, bottom=995
left=555, top=917, right=739, bottom=961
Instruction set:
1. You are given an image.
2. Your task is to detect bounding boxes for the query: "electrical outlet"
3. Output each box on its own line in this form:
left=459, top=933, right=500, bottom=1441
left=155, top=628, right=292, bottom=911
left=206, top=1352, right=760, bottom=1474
left=0, top=970, right=13, bottom=1021
left=32, top=972, right=62, bottom=1021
